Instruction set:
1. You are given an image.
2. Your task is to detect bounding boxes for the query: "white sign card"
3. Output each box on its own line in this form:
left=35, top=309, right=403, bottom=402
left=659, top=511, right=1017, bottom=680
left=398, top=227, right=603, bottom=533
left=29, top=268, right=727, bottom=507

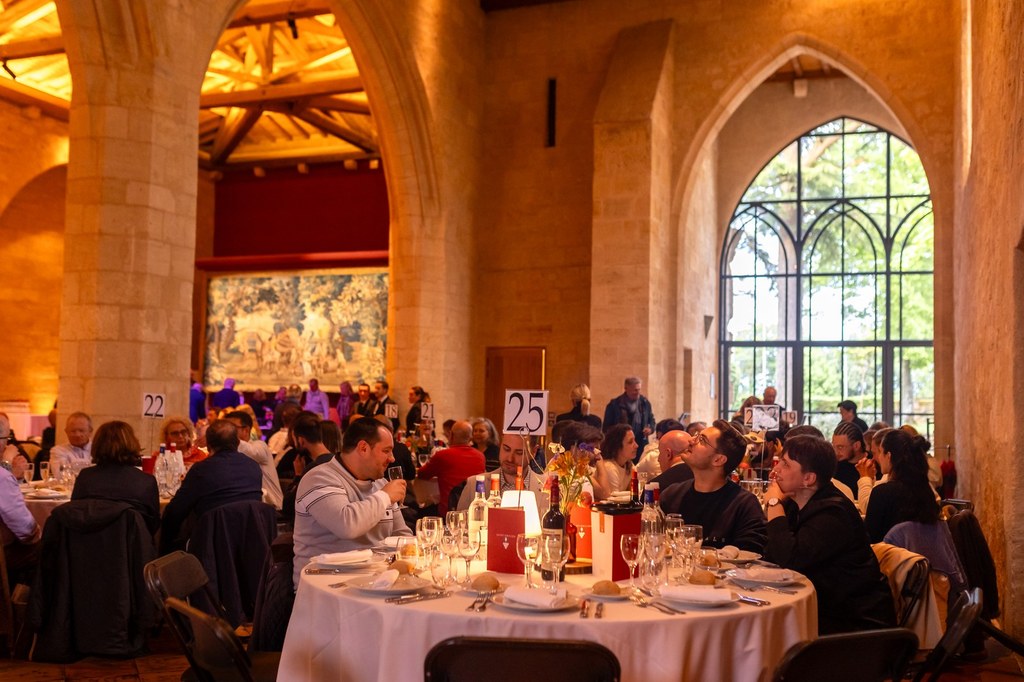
left=385, top=402, right=399, bottom=419
left=142, top=393, right=166, bottom=419
left=503, top=390, right=549, bottom=435
left=750, top=404, right=781, bottom=432
left=420, top=403, right=435, bottom=420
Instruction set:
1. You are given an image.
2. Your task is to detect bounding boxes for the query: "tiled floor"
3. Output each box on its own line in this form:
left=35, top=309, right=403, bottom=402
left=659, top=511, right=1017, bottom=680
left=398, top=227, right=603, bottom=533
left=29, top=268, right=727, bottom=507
left=0, top=628, right=1019, bottom=680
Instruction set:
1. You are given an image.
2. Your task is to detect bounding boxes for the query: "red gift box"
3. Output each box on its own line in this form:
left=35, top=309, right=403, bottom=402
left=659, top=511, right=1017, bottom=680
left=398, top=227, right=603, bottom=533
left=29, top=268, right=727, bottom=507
left=570, top=506, right=592, bottom=560
left=487, top=507, right=525, bottom=573
left=590, top=509, right=641, bottom=582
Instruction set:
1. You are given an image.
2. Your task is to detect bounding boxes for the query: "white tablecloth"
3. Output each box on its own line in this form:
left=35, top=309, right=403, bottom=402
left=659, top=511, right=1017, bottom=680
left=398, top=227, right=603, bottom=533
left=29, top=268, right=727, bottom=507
left=279, top=563, right=818, bottom=682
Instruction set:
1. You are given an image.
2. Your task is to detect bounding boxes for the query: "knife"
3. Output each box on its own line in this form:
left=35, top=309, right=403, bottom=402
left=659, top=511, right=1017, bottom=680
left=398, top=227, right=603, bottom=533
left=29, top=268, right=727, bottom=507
left=385, top=591, right=450, bottom=605
left=594, top=602, right=604, bottom=619
left=738, top=595, right=770, bottom=607
left=579, top=599, right=590, bottom=618
left=305, top=568, right=350, bottom=575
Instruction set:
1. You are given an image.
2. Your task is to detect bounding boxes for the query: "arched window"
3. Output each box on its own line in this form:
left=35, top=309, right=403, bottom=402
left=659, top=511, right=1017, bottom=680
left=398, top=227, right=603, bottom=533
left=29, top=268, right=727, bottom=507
left=720, top=117, right=933, bottom=433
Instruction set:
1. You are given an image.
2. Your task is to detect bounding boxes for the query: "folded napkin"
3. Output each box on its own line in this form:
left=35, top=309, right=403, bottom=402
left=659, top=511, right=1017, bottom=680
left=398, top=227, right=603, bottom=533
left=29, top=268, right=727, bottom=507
left=607, top=492, right=632, bottom=502
left=504, top=585, right=567, bottom=608
left=660, top=585, right=735, bottom=604
left=731, top=567, right=794, bottom=582
left=380, top=536, right=404, bottom=549
left=372, top=569, right=400, bottom=589
left=312, top=549, right=373, bottom=566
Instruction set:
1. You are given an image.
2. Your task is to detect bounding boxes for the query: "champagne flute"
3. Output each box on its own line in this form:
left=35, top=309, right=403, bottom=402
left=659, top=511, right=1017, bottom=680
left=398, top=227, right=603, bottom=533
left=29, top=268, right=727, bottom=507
left=39, top=461, right=49, bottom=483
left=439, top=528, right=460, bottom=583
left=540, top=533, right=570, bottom=595
left=680, top=524, right=703, bottom=580
left=23, top=462, right=34, bottom=485
left=386, top=466, right=406, bottom=510
left=515, top=534, right=539, bottom=588
left=457, top=529, right=481, bottom=585
left=417, top=452, right=430, bottom=467
left=620, top=534, right=641, bottom=593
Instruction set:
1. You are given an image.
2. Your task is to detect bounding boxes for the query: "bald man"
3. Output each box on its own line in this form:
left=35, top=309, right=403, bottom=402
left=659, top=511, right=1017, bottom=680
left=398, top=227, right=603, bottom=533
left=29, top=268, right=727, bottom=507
left=416, top=420, right=485, bottom=515
left=651, top=430, right=694, bottom=488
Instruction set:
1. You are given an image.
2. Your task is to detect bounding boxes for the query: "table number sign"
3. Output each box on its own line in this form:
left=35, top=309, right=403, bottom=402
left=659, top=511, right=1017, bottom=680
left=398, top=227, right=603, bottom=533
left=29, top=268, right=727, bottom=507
left=502, top=390, right=548, bottom=435
left=420, top=403, right=435, bottom=420
left=142, top=393, right=166, bottom=419
left=751, top=404, right=780, bottom=432
left=385, top=403, right=399, bottom=419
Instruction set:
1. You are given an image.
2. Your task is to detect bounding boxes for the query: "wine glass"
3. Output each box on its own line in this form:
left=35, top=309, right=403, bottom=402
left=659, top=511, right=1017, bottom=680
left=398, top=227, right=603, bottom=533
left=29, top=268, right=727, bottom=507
left=39, top=461, right=49, bottom=483
left=456, top=529, right=481, bottom=585
left=641, top=532, right=668, bottom=591
left=515, top=534, right=539, bottom=588
left=446, top=510, right=467, bottom=535
left=539, top=533, right=570, bottom=595
left=439, top=528, right=460, bottom=583
left=416, top=517, right=441, bottom=562
left=620, top=534, right=641, bottom=593
left=680, top=524, right=703, bottom=580
left=664, top=514, right=685, bottom=581
left=386, top=466, right=406, bottom=510
left=417, top=452, right=430, bottom=467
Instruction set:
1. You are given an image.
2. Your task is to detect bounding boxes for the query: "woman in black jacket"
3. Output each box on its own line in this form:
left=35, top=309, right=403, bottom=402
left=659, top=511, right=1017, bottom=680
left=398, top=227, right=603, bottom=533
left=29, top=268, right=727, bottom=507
left=864, top=429, right=938, bottom=543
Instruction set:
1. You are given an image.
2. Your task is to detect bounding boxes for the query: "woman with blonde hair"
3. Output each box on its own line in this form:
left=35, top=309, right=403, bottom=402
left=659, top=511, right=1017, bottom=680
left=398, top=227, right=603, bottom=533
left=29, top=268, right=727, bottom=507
left=470, top=417, right=500, bottom=470
left=555, top=383, right=602, bottom=429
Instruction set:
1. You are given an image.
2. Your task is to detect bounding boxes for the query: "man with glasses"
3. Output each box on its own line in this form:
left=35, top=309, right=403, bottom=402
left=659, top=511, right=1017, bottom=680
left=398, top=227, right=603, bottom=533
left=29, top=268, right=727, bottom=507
left=659, top=419, right=766, bottom=552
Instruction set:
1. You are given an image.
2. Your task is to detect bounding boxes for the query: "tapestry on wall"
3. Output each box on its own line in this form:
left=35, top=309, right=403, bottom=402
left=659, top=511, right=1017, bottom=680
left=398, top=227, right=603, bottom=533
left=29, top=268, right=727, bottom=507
left=203, top=268, right=388, bottom=391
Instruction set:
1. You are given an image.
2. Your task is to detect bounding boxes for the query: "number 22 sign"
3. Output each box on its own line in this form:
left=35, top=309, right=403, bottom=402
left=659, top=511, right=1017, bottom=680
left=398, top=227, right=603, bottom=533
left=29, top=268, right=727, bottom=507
left=503, top=390, right=548, bottom=435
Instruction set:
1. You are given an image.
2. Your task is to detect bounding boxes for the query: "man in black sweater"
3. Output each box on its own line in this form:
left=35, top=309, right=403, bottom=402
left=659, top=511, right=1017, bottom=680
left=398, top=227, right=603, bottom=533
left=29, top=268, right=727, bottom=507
left=659, top=420, right=766, bottom=552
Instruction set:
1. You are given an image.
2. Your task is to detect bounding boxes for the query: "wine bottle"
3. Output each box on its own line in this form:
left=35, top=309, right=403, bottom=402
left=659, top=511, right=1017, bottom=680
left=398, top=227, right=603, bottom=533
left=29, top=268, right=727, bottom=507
left=468, top=475, right=487, bottom=544
left=540, top=478, right=565, bottom=581
left=630, top=468, right=639, bottom=504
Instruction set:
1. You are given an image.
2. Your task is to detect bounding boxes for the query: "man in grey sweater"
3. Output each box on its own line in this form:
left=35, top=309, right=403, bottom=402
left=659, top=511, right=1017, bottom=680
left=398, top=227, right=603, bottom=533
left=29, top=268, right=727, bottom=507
left=292, top=417, right=412, bottom=587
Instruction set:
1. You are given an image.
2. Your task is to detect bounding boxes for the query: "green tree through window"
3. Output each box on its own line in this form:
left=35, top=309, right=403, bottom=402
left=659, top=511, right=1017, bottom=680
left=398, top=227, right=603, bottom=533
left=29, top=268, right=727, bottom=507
left=720, top=118, right=933, bottom=434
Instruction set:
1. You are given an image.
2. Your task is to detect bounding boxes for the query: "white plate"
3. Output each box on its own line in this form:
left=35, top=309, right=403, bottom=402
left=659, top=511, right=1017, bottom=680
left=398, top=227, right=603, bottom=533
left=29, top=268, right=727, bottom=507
left=347, top=574, right=432, bottom=597
left=461, top=582, right=508, bottom=597
left=490, top=594, right=580, bottom=613
left=659, top=591, right=739, bottom=609
left=584, top=589, right=629, bottom=602
left=727, top=570, right=800, bottom=588
left=26, top=490, right=66, bottom=499
left=720, top=550, right=762, bottom=565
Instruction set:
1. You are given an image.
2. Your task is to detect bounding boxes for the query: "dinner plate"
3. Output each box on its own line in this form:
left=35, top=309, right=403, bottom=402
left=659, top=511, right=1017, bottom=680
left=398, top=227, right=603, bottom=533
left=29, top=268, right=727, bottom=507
left=719, top=550, right=762, bottom=565
left=727, top=569, right=800, bottom=588
left=312, top=556, right=381, bottom=571
left=659, top=591, right=739, bottom=609
left=461, top=582, right=508, bottom=597
left=347, top=574, right=432, bottom=597
left=583, top=589, right=629, bottom=602
left=26, top=490, right=66, bottom=499
left=490, top=594, right=580, bottom=613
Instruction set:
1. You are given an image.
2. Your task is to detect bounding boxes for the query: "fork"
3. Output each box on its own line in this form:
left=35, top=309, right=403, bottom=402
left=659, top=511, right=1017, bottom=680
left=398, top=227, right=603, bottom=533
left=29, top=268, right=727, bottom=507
left=630, top=595, right=684, bottom=615
left=474, top=594, right=491, bottom=612
left=465, top=597, right=483, bottom=612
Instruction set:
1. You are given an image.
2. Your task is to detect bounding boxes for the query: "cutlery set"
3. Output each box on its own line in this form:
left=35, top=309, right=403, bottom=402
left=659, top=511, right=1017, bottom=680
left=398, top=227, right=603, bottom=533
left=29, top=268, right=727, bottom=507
left=385, top=590, right=452, bottom=605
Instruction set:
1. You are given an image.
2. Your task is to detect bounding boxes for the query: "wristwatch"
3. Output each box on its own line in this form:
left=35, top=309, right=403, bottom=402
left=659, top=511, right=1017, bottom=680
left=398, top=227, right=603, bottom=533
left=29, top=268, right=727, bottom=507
left=766, top=497, right=781, bottom=508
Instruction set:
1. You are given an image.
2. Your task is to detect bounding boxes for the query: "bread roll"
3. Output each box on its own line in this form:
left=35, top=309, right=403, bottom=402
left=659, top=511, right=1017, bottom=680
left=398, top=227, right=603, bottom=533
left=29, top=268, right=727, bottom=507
left=391, top=560, right=415, bottom=575
left=471, top=573, right=500, bottom=592
left=592, top=580, right=621, bottom=596
left=689, top=569, right=716, bottom=586
left=718, top=545, right=739, bottom=560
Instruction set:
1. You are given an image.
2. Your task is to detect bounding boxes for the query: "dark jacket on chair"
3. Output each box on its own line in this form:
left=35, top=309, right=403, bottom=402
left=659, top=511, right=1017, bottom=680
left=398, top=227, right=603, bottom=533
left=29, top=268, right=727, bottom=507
left=188, top=500, right=277, bottom=628
left=27, top=500, right=158, bottom=662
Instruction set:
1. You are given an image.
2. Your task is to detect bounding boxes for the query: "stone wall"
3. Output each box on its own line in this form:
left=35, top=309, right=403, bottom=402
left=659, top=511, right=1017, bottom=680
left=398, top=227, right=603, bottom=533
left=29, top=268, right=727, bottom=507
left=955, top=0, right=1024, bottom=635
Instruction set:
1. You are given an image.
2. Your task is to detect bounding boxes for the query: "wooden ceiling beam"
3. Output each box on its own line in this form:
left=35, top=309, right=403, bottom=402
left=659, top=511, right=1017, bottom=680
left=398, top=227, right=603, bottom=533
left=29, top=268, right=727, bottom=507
left=0, top=0, right=53, bottom=34
left=199, top=74, right=361, bottom=108
left=227, top=0, right=332, bottom=29
left=210, top=105, right=264, bottom=164
left=305, top=95, right=370, bottom=115
left=0, top=76, right=67, bottom=120
left=290, top=108, right=375, bottom=153
left=0, top=34, right=63, bottom=60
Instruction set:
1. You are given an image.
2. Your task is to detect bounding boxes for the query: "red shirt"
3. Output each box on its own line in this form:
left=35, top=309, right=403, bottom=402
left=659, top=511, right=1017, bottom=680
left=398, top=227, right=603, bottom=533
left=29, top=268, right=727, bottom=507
left=417, top=445, right=486, bottom=515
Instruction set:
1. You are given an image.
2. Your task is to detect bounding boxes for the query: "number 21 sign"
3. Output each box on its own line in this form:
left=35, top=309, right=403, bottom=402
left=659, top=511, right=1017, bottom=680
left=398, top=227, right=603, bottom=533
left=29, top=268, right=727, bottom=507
left=503, top=390, right=548, bottom=435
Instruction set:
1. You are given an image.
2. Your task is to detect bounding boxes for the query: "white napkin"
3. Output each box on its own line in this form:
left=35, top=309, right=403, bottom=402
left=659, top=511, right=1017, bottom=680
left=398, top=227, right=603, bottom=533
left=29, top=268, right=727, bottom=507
left=371, top=569, right=399, bottom=589
left=504, top=585, right=567, bottom=608
left=660, top=585, right=735, bottom=604
left=380, top=536, right=404, bottom=549
left=731, top=567, right=794, bottom=582
left=312, top=549, right=373, bottom=566
left=607, top=492, right=632, bottom=502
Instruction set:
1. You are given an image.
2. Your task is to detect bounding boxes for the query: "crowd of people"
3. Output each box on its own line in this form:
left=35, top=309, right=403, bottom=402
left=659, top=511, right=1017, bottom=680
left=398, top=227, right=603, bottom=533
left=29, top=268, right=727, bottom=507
left=0, top=373, right=966, bottom=654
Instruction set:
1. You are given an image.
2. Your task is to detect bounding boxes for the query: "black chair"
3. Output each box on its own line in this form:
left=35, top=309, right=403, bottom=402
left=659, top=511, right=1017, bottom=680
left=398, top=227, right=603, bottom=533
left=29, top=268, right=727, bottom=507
left=144, top=551, right=231, bottom=682
left=941, top=499, right=974, bottom=513
left=247, top=535, right=294, bottom=653
left=910, top=588, right=982, bottom=681
left=896, top=556, right=931, bottom=628
left=425, top=636, right=620, bottom=682
left=771, top=628, right=918, bottom=682
left=164, top=596, right=280, bottom=682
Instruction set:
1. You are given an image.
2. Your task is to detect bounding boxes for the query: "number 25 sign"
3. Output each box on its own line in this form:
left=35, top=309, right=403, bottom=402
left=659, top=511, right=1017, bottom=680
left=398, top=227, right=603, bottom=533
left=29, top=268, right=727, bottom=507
left=503, top=390, right=548, bottom=435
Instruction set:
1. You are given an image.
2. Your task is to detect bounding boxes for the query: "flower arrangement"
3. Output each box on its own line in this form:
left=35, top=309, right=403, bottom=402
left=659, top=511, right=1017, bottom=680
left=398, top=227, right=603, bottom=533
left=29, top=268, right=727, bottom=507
left=544, top=441, right=599, bottom=515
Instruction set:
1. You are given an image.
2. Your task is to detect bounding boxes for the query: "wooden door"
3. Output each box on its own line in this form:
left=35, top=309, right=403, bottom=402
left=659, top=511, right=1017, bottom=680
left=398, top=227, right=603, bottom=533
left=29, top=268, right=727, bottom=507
left=484, top=347, right=546, bottom=433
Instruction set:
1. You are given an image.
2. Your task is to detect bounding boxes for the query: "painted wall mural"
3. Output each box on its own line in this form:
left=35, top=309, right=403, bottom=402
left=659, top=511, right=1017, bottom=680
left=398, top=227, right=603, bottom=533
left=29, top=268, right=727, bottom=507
left=203, top=268, right=388, bottom=390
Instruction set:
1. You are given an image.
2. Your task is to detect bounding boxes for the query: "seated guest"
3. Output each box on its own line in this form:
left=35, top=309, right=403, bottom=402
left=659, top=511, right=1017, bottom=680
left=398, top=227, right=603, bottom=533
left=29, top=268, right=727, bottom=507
left=160, top=420, right=263, bottom=554
left=158, top=416, right=208, bottom=465
left=597, top=424, right=637, bottom=500
left=279, top=412, right=334, bottom=524
left=455, top=432, right=545, bottom=511
left=72, top=421, right=160, bottom=534
left=0, top=416, right=40, bottom=586
left=470, top=417, right=501, bottom=471
left=788, top=424, right=856, bottom=503
left=854, top=427, right=893, bottom=514
left=292, top=418, right=412, bottom=586
left=832, top=422, right=867, bottom=498
left=651, top=429, right=694, bottom=488
left=554, top=383, right=603, bottom=429
left=764, top=435, right=895, bottom=634
left=556, top=421, right=610, bottom=501
left=276, top=411, right=320, bottom=481
left=417, top=421, right=486, bottom=516
left=637, top=419, right=685, bottom=478
left=864, top=429, right=939, bottom=543
left=226, top=411, right=283, bottom=510
left=659, top=420, right=766, bottom=552
left=320, top=420, right=342, bottom=457
left=269, top=402, right=301, bottom=461
left=50, top=411, right=93, bottom=478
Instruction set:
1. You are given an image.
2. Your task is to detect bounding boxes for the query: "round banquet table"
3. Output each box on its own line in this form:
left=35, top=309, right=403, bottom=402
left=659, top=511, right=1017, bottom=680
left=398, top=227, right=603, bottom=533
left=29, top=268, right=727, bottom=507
left=279, top=562, right=818, bottom=682
left=22, top=492, right=172, bottom=528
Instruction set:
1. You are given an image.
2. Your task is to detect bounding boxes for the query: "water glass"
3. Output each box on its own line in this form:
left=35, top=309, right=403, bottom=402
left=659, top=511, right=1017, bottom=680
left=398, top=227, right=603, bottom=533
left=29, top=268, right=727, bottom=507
left=619, top=534, right=641, bottom=592
left=539, top=533, right=570, bottom=594
left=417, top=452, right=430, bottom=467
left=457, top=529, right=481, bottom=585
left=679, top=524, right=703, bottom=579
left=446, top=510, right=467, bottom=535
left=395, top=536, right=418, bottom=566
left=386, top=466, right=406, bottom=509
left=640, top=533, right=668, bottom=591
left=439, top=530, right=460, bottom=582
left=515, top=534, right=539, bottom=588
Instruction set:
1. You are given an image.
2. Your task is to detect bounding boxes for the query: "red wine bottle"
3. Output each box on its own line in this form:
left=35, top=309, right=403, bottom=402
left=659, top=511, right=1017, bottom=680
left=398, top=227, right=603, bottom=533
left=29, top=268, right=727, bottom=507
left=540, top=478, right=565, bottom=581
